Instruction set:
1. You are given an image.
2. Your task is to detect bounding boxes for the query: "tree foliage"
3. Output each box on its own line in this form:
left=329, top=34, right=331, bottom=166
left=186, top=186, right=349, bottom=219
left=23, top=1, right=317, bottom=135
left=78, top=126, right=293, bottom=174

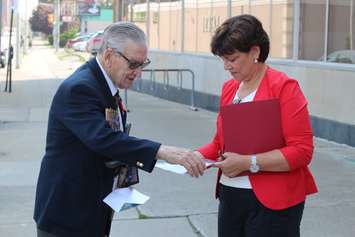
left=29, top=4, right=54, bottom=35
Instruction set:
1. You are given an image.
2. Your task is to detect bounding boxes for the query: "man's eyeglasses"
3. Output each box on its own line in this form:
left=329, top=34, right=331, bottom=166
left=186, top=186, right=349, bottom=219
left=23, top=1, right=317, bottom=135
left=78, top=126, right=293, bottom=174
left=111, top=49, right=151, bottom=70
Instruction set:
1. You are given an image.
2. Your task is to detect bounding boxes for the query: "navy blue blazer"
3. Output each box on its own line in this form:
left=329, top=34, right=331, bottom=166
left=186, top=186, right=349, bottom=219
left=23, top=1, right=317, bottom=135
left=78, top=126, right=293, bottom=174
left=34, top=58, right=161, bottom=237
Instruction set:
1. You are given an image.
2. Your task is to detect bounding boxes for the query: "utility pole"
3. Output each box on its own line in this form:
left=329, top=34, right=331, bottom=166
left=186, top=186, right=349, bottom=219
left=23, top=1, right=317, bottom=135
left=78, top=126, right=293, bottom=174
left=5, top=6, right=14, bottom=93
left=53, top=0, right=57, bottom=51
left=113, top=0, right=117, bottom=21
left=23, top=0, right=28, bottom=54
left=0, top=0, right=2, bottom=51
left=115, top=0, right=124, bottom=21
left=53, top=0, right=60, bottom=52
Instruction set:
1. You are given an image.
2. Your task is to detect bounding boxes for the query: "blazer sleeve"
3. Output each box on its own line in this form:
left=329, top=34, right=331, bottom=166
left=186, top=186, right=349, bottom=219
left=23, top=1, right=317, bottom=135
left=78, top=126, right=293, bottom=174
left=278, top=80, right=314, bottom=171
left=54, top=82, right=161, bottom=173
left=196, top=119, right=222, bottom=161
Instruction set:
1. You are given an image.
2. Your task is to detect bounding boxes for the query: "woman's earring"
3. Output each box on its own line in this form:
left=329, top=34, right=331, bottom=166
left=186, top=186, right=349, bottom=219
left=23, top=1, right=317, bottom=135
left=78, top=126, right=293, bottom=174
left=253, top=58, right=258, bottom=64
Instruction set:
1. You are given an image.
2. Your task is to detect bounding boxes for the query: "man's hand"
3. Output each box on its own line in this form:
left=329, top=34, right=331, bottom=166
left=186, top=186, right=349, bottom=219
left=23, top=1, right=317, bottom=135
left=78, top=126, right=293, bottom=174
left=156, top=145, right=206, bottom=177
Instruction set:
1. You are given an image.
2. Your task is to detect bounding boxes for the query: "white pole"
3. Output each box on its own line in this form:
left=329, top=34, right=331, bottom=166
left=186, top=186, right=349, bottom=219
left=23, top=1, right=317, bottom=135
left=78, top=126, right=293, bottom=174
left=269, top=0, right=272, bottom=47
left=350, top=0, right=353, bottom=50
left=24, top=0, right=28, bottom=54
left=56, top=0, right=60, bottom=52
left=227, top=0, right=232, bottom=18
left=16, top=0, right=20, bottom=68
left=53, top=0, right=57, bottom=51
left=292, top=0, right=300, bottom=60
left=157, top=0, right=160, bottom=49
left=146, top=0, right=150, bottom=47
left=181, top=0, right=184, bottom=52
left=324, top=0, right=329, bottom=61
left=195, top=0, right=198, bottom=52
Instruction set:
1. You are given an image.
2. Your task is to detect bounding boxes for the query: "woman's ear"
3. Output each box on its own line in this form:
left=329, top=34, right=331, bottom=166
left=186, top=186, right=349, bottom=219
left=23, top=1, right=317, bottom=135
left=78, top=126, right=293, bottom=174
left=250, top=46, right=261, bottom=60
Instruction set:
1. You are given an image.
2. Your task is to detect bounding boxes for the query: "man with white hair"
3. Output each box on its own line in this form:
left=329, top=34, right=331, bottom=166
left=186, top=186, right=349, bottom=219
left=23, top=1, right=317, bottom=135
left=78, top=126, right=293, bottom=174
left=34, top=22, right=205, bottom=237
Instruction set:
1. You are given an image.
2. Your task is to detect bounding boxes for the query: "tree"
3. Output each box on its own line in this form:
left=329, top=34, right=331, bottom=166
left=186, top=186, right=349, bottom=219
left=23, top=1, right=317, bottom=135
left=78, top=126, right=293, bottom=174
left=29, top=4, right=54, bottom=35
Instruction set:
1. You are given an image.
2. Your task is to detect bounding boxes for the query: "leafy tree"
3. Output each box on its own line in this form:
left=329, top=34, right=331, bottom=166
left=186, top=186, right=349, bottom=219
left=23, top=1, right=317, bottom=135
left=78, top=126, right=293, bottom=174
left=29, top=4, right=54, bottom=35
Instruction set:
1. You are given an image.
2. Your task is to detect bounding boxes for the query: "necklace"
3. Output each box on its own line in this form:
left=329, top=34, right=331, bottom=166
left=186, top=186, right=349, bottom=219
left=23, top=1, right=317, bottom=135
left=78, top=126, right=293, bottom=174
left=233, top=90, right=242, bottom=104
left=237, top=65, right=266, bottom=101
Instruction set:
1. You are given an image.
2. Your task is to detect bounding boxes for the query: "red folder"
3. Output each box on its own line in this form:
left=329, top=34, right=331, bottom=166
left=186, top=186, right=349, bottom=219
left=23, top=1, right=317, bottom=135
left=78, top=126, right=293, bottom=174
left=221, top=99, right=284, bottom=156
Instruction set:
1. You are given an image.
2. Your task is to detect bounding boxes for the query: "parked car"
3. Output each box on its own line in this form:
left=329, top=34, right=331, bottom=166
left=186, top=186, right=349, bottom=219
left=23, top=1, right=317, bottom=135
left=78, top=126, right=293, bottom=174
left=73, top=40, right=89, bottom=52
left=66, top=34, right=92, bottom=49
left=86, top=30, right=104, bottom=55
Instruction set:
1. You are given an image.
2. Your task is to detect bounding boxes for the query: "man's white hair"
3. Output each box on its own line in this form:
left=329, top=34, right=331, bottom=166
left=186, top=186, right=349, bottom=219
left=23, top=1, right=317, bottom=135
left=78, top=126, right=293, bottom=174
left=98, top=22, right=147, bottom=54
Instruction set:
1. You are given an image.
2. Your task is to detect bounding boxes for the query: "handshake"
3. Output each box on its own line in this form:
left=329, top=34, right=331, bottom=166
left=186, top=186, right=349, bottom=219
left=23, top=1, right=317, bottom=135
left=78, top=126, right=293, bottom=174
left=156, top=145, right=207, bottom=177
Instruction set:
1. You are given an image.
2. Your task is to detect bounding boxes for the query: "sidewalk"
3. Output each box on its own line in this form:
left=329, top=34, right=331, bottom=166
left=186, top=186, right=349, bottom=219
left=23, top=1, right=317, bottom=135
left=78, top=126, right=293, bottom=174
left=1, top=40, right=355, bottom=237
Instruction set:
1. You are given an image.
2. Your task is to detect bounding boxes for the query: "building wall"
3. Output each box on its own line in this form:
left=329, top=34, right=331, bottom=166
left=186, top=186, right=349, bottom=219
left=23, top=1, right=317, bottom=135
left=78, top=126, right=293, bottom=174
left=80, top=8, right=113, bottom=33
left=125, top=0, right=355, bottom=145
left=134, top=50, right=355, bottom=146
left=132, top=1, right=294, bottom=59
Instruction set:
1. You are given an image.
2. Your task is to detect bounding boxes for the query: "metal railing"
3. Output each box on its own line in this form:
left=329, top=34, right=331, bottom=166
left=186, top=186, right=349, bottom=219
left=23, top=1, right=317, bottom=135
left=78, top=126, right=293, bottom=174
left=138, top=69, right=198, bottom=111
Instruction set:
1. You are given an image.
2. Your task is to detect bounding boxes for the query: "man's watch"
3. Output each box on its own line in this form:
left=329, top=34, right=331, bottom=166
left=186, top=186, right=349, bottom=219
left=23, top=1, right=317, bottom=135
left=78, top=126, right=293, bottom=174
left=249, top=155, right=260, bottom=173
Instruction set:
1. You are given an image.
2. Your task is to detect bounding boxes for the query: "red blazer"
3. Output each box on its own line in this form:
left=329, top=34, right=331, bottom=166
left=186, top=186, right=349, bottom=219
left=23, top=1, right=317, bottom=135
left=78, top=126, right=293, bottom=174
left=197, top=66, right=317, bottom=210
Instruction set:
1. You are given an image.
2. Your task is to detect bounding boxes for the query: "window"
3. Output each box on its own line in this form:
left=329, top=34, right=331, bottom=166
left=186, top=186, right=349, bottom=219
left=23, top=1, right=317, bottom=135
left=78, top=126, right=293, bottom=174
left=299, top=0, right=326, bottom=61
left=327, top=0, right=355, bottom=64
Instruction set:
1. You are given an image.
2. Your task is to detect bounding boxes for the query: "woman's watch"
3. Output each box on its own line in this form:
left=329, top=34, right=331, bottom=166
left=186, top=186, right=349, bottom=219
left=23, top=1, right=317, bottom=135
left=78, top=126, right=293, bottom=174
left=249, top=155, right=260, bottom=173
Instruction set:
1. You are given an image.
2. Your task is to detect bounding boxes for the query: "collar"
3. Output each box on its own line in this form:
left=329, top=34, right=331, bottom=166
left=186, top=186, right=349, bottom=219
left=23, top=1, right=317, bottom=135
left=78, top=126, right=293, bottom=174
left=96, top=56, right=117, bottom=96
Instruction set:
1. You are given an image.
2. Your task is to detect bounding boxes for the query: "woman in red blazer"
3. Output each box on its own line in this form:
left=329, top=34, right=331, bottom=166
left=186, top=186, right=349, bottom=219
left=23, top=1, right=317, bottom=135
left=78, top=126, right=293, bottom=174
left=195, top=15, right=317, bottom=237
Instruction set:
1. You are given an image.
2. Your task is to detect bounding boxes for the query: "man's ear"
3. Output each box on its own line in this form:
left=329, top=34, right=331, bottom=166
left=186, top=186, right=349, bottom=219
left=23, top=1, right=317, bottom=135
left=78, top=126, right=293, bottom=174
left=102, top=49, right=113, bottom=68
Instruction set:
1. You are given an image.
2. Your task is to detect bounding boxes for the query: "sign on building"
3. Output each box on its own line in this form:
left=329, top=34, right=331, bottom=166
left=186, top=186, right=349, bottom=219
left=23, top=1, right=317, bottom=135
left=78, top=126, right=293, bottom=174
left=77, top=0, right=101, bottom=16
left=61, top=0, right=76, bottom=22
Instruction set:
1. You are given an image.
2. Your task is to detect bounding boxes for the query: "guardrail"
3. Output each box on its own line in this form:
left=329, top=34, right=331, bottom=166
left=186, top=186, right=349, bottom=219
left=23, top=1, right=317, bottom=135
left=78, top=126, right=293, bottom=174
left=139, top=69, right=198, bottom=111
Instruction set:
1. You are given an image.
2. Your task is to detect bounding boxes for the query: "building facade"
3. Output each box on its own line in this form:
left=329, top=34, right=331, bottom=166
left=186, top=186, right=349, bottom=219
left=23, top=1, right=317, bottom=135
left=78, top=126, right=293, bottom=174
left=115, top=0, right=355, bottom=146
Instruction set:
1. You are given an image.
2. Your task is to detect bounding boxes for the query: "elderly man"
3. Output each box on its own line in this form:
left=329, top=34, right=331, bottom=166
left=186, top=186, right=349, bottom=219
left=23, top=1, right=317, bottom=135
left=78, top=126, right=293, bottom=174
left=34, top=22, right=205, bottom=237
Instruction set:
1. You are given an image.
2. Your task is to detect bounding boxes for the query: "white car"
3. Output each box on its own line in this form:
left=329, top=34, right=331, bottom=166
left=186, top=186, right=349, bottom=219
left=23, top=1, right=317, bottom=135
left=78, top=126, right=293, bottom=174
left=72, top=41, right=88, bottom=52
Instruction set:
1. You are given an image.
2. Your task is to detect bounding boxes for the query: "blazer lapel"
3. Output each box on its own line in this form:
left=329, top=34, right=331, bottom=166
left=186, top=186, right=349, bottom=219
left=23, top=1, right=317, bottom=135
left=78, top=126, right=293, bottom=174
left=87, top=58, right=117, bottom=109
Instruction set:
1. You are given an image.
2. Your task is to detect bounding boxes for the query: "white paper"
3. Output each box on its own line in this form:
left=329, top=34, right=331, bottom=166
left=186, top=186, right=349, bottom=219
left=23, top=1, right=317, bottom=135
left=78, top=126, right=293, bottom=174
left=155, top=159, right=216, bottom=175
left=103, top=187, right=150, bottom=212
left=155, top=162, right=187, bottom=174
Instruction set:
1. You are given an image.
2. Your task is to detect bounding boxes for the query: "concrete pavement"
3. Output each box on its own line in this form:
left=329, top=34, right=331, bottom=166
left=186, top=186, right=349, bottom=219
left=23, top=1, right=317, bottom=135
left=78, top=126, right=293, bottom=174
left=1, top=39, right=355, bottom=237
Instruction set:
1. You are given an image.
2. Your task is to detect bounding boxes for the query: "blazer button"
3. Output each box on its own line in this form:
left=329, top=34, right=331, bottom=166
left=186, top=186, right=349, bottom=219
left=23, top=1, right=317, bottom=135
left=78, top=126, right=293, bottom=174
left=136, top=161, right=144, bottom=168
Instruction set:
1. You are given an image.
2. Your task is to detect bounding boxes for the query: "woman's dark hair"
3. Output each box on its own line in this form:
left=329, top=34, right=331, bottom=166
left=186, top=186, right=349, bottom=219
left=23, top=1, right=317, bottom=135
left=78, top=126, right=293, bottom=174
left=211, top=14, right=270, bottom=62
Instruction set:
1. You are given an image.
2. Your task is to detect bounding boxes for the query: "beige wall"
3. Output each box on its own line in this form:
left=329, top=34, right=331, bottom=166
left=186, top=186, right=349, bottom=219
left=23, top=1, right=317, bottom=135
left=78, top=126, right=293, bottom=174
left=133, top=1, right=294, bottom=58
left=147, top=51, right=355, bottom=125
left=270, top=62, right=355, bottom=124
left=132, top=0, right=355, bottom=62
left=133, top=0, right=355, bottom=125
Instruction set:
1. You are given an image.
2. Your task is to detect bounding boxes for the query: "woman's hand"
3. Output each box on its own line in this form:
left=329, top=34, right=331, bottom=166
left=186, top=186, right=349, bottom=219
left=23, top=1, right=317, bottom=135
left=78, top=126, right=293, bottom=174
left=210, top=152, right=250, bottom=177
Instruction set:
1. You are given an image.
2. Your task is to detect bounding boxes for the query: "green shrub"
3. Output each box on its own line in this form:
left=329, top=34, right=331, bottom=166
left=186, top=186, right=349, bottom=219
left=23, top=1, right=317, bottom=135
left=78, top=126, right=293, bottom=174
left=47, top=28, right=79, bottom=47
left=60, top=28, right=79, bottom=47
